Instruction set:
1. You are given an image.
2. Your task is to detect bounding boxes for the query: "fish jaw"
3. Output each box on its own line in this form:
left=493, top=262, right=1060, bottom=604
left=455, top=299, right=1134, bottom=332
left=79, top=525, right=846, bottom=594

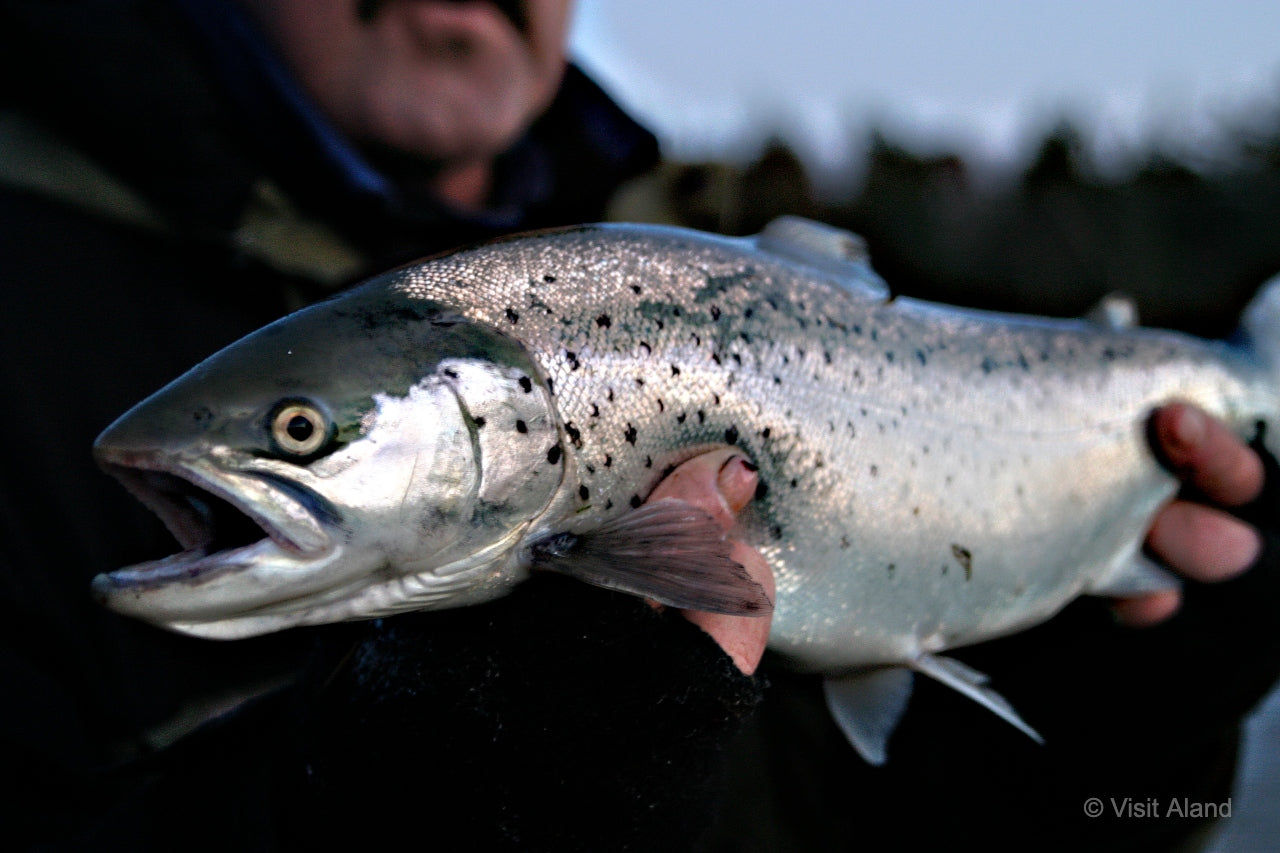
left=91, top=445, right=348, bottom=623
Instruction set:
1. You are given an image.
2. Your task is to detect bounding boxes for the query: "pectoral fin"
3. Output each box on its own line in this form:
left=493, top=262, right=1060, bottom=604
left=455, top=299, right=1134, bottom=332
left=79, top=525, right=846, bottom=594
left=528, top=498, right=773, bottom=616
left=823, top=667, right=915, bottom=766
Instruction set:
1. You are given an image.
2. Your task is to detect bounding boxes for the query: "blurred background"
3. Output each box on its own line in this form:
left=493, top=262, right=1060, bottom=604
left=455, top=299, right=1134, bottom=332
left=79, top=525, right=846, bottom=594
left=570, top=1, right=1280, bottom=848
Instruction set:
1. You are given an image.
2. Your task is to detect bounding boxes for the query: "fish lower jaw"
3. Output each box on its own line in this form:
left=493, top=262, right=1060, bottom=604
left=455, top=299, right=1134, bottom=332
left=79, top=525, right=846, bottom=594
left=91, top=535, right=340, bottom=624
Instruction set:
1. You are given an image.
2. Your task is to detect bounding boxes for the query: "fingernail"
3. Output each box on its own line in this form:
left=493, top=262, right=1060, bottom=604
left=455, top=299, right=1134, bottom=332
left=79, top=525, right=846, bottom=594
left=1174, top=406, right=1206, bottom=447
left=717, top=455, right=758, bottom=513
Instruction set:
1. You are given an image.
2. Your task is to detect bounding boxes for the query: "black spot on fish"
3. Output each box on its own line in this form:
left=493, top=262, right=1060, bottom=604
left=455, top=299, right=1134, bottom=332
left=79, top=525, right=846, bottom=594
left=711, top=353, right=722, bottom=365
left=744, top=307, right=754, bottom=319
left=677, top=413, right=687, bottom=424
left=657, top=398, right=665, bottom=412
left=546, top=446, right=562, bottom=465
left=755, top=480, right=769, bottom=501
left=505, top=308, right=520, bottom=324
left=639, top=341, right=651, bottom=356
left=596, top=314, right=612, bottom=329
left=840, top=536, right=851, bottom=550
left=630, top=284, right=642, bottom=295
left=579, top=485, right=590, bottom=501
left=605, top=499, right=614, bottom=509
left=604, top=454, right=613, bottom=467
left=635, top=377, right=645, bottom=387
left=564, top=350, right=580, bottom=370
left=565, top=422, right=582, bottom=447
left=761, top=427, right=772, bottom=439
left=624, top=424, right=637, bottom=445
left=725, top=425, right=740, bottom=445
left=870, top=465, right=879, bottom=477
left=547, top=378, right=555, bottom=396
left=951, top=545, right=974, bottom=580
left=519, top=376, right=533, bottom=393
left=607, top=388, right=615, bottom=402
left=671, top=364, right=681, bottom=376
left=543, top=274, right=557, bottom=283
left=770, top=524, right=783, bottom=540
left=645, top=456, right=653, bottom=469
left=672, top=307, right=682, bottom=317
left=591, top=403, right=600, bottom=418
left=473, top=417, right=486, bottom=428
left=630, top=495, right=643, bottom=509
left=981, top=357, right=997, bottom=375
left=444, top=368, right=459, bottom=379
left=710, top=305, right=721, bottom=321
left=697, top=410, right=706, bottom=424
left=516, top=420, right=528, bottom=434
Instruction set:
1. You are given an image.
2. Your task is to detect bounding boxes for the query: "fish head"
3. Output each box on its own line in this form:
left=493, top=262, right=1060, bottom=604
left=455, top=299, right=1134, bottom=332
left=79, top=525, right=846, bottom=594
left=93, top=283, right=565, bottom=638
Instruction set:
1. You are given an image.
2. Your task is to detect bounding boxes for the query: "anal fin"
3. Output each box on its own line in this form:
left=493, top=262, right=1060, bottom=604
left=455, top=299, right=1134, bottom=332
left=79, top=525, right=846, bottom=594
left=527, top=498, right=773, bottom=616
left=911, top=653, right=1043, bottom=746
left=823, top=667, right=914, bottom=766
left=1087, top=553, right=1182, bottom=597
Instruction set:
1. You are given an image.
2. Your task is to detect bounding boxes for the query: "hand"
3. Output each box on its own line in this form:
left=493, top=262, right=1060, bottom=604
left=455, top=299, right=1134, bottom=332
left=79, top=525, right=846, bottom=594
left=646, top=449, right=775, bottom=674
left=1115, top=403, right=1265, bottom=626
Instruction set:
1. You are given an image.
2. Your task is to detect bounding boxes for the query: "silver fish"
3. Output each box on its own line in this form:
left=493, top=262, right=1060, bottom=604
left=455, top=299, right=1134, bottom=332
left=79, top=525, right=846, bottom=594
left=93, top=217, right=1280, bottom=763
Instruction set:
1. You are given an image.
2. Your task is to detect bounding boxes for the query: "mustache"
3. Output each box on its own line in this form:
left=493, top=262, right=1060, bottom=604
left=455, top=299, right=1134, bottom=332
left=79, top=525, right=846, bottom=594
left=356, top=0, right=528, bottom=32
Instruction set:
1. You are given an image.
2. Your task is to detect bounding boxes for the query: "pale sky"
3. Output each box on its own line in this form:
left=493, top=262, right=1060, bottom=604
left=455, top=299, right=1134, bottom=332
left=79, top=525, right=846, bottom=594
left=570, top=0, right=1280, bottom=187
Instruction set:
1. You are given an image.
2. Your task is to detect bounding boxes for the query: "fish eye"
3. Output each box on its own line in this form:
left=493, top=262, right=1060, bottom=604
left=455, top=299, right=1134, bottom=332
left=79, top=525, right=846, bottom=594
left=270, top=401, right=330, bottom=457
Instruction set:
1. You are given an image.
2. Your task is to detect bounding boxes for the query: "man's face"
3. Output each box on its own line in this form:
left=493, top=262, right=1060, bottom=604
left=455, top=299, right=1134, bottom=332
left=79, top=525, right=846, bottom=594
left=240, top=0, right=574, bottom=167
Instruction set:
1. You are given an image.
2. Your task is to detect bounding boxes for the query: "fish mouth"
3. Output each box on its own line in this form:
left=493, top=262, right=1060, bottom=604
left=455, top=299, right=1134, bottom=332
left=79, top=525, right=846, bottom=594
left=94, top=450, right=337, bottom=594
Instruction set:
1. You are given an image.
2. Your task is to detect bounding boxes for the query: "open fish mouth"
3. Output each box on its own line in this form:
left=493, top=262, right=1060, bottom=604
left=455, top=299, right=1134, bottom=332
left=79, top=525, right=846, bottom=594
left=94, top=451, right=337, bottom=594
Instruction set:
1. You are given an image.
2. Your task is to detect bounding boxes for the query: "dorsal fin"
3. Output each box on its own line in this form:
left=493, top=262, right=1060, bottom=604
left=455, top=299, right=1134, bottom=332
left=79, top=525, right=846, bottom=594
left=755, top=216, right=890, bottom=301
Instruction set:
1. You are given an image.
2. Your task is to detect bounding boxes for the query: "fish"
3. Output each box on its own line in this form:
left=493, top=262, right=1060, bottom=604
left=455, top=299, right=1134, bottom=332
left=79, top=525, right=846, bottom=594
left=92, top=217, right=1280, bottom=763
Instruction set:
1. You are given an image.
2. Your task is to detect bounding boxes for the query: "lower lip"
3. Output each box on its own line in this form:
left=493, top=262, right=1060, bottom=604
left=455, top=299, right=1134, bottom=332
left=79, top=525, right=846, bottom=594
left=396, top=0, right=518, bottom=47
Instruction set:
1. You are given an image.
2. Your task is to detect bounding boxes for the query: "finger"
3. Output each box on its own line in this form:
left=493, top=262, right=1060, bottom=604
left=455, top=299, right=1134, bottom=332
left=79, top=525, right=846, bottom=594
left=647, top=449, right=759, bottom=527
left=1145, top=499, right=1262, bottom=583
left=1151, top=403, right=1264, bottom=506
left=1111, top=589, right=1182, bottom=627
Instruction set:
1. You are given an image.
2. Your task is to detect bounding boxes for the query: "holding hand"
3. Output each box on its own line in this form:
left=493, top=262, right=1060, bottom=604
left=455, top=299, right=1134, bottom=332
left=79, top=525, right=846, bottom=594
left=645, top=450, right=775, bottom=674
left=1116, top=403, right=1266, bottom=626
